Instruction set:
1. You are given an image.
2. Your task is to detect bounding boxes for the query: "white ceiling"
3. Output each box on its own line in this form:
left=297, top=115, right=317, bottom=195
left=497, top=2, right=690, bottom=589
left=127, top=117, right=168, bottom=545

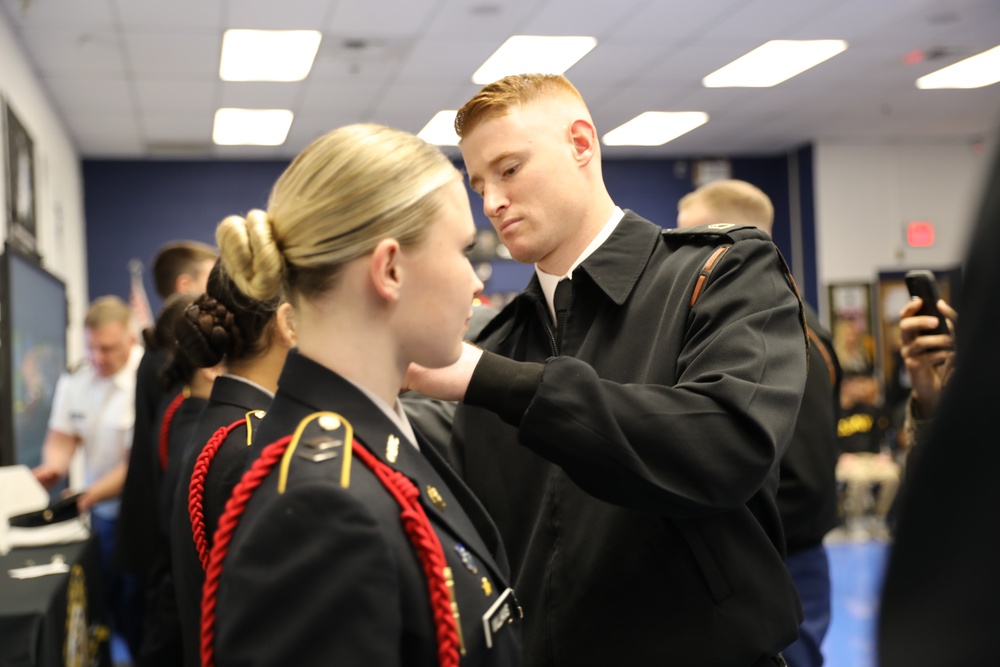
left=3, top=0, right=999, bottom=160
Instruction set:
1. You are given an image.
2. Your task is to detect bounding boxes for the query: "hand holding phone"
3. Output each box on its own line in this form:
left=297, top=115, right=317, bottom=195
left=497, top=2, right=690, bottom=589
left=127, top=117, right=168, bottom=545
left=904, top=270, right=949, bottom=336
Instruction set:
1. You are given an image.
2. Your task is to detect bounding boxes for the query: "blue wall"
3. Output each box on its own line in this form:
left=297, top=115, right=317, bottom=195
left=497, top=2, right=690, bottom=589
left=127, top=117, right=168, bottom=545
left=83, top=153, right=817, bottom=310
left=84, top=161, right=286, bottom=311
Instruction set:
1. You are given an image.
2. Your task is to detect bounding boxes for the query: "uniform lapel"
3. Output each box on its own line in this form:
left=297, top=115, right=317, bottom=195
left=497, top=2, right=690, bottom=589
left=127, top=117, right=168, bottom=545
left=277, top=353, right=508, bottom=584
left=384, top=427, right=505, bottom=582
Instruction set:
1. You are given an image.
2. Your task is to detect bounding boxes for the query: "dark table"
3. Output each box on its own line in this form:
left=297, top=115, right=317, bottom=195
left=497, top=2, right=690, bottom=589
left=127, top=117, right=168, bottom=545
left=0, top=537, right=111, bottom=667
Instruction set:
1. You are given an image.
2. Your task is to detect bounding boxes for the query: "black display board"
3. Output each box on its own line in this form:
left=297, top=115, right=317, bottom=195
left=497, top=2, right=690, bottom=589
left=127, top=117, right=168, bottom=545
left=0, top=245, right=68, bottom=466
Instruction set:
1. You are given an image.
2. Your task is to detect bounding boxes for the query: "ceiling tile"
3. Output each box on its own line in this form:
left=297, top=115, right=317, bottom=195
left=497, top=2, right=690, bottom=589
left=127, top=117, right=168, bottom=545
left=16, top=28, right=125, bottom=75
left=133, top=79, right=216, bottom=113
left=122, top=31, right=220, bottom=77
left=0, top=0, right=115, bottom=29
left=218, top=82, right=304, bottom=109
left=42, top=76, right=132, bottom=112
left=113, top=0, right=225, bottom=30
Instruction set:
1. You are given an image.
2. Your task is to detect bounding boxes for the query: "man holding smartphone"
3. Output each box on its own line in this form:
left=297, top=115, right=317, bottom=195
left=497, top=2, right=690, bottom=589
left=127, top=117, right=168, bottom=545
left=898, top=290, right=957, bottom=450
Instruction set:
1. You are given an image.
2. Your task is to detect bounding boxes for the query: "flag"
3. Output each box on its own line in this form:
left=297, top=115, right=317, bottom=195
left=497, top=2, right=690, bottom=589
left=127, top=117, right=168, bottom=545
left=128, top=259, right=154, bottom=337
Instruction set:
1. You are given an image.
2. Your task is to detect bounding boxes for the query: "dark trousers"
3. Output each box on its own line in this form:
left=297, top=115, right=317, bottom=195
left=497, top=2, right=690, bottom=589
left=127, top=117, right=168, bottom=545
left=93, top=514, right=145, bottom=659
left=782, top=543, right=832, bottom=667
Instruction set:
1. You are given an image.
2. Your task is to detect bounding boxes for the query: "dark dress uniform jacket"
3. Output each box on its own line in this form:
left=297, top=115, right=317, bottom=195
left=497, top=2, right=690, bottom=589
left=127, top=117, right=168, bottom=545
left=171, top=375, right=273, bottom=667
left=215, top=352, right=522, bottom=666
left=140, top=392, right=207, bottom=667
left=452, top=212, right=806, bottom=666
left=116, top=348, right=168, bottom=573
left=778, top=303, right=841, bottom=552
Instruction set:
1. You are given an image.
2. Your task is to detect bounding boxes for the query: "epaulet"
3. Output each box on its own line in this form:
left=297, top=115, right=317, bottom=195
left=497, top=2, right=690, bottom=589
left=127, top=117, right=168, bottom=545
left=277, top=412, right=354, bottom=493
left=243, top=409, right=266, bottom=447
left=661, top=222, right=769, bottom=243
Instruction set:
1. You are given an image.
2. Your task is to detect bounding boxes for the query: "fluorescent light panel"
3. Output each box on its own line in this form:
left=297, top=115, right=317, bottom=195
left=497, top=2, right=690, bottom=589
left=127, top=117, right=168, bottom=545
left=703, top=40, right=848, bottom=88
left=417, top=110, right=460, bottom=146
left=602, top=112, right=709, bottom=146
left=220, top=29, right=322, bottom=82
left=472, top=35, right=597, bottom=85
left=917, top=44, right=1000, bottom=89
left=213, top=108, right=293, bottom=146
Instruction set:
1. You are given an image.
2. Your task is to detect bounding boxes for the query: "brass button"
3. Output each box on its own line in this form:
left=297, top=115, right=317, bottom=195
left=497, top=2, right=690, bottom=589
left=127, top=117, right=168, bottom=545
left=318, top=415, right=341, bottom=430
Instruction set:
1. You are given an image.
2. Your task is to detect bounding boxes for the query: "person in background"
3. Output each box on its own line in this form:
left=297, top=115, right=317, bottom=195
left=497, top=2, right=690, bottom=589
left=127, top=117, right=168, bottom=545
left=878, top=134, right=997, bottom=667
left=835, top=373, right=898, bottom=540
left=206, top=123, right=522, bottom=666
left=406, top=74, right=806, bottom=667
left=136, top=292, right=218, bottom=666
left=117, top=240, right=218, bottom=575
left=116, top=240, right=217, bottom=662
left=32, top=296, right=144, bottom=657
left=678, top=179, right=841, bottom=667
left=170, top=260, right=295, bottom=667
left=897, top=297, right=957, bottom=451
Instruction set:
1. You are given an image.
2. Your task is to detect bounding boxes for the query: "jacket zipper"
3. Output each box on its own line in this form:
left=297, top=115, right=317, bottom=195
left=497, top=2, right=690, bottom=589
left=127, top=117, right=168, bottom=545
left=538, top=300, right=559, bottom=356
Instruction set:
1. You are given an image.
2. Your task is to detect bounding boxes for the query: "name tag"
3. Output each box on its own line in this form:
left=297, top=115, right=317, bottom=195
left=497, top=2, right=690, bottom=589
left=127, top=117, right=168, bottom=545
left=482, top=587, right=519, bottom=649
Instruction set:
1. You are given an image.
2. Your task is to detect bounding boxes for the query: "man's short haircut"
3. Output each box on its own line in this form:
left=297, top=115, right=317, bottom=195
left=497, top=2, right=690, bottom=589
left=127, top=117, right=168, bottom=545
left=678, top=179, right=775, bottom=233
left=455, top=73, right=585, bottom=139
left=84, top=295, right=133, bottom=330
left=151, top=241, right=218, bottom=299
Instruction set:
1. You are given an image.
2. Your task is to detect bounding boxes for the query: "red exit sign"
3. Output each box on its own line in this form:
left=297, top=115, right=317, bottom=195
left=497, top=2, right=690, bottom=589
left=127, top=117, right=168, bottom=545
left=907, top=220, right=935, bottom=247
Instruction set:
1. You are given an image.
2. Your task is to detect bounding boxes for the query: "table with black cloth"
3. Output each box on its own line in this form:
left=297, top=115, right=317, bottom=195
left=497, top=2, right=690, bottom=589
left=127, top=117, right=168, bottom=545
left=0, top=536, right=111, bottom=667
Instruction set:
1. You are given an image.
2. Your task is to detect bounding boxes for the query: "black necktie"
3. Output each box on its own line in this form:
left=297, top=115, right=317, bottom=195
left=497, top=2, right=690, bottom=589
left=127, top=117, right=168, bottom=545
left=554, top=278, right=572, bottom=348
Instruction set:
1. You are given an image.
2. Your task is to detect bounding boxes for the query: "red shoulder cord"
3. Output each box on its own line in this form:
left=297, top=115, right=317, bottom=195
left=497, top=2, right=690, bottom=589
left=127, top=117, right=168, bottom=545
left=188, top=419, right=247, bottom=571
left=159, top=391, right=187, bottom=472
left=200, top=437, right=460, bottom=667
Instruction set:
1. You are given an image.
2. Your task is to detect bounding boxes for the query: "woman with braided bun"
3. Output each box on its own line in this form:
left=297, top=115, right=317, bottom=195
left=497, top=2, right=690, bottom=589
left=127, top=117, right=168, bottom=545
left=204, top=123, right=522, bottom=667
left=140, top=291, right=217, bottom=667
left=168, top=260, right=295, bottom=667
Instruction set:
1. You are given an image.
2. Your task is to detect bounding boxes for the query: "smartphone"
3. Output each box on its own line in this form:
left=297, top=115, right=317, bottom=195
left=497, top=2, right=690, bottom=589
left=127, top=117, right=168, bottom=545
left=904, top=270, right=949, bottom=336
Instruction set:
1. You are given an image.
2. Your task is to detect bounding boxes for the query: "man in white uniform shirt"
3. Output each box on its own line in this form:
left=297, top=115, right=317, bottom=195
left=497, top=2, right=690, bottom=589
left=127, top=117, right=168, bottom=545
left=33, top=295, right=144, bottom=654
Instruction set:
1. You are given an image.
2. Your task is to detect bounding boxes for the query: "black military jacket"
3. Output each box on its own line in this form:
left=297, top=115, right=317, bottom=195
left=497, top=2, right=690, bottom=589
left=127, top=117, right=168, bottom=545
left=778, top=303, right=841, bottom=552
left=453, top=211, right=806, bottom=666
left=171, top=375, right=273, bottom=667
left=214, top=352, right=522, bottom=666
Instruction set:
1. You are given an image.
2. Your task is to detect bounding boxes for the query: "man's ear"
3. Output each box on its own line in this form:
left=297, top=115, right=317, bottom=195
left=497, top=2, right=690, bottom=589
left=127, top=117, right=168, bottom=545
left=569, top=118, right=598, bottom=166
left=370, top=238, right=403, bottom=302
left=174, top=272, right=197, bottom=295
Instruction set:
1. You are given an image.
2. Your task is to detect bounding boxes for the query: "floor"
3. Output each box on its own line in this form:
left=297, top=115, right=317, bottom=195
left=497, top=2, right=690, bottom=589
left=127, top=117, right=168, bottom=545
left=821, top=529, right=892, bottom=667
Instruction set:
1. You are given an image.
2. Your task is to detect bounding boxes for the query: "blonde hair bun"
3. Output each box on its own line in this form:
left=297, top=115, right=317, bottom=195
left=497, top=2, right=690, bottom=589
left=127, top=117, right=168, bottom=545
left=216, top=209, right=285, bottom=302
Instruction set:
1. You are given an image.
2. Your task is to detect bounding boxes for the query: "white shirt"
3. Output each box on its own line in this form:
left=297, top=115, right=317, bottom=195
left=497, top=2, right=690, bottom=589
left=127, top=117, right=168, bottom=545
left=346, top=377, right=420, bottom=453
left=220, top=373, right=275, bottom=400
left=48, top=345, right=143, bottom=518
left=537, top=206, right=625, bottom=323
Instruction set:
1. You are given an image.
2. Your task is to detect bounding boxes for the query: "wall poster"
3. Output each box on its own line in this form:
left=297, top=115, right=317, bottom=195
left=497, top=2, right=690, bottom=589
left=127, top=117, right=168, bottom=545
left=4, top=100, right=38, bottom=257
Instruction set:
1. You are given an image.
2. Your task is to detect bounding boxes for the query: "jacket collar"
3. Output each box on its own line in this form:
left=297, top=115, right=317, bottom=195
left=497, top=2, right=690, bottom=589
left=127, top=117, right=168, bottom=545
left=524, top=210, right=661, bottom=307
left=209, top=375, right=273, bottom=412
left=276, top=351, right=503, bottom=578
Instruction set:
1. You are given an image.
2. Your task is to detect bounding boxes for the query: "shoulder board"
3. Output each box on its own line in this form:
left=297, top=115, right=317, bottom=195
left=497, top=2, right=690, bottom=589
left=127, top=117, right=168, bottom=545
left=278, top=411, right=355, bottom=493
left=661, top=223, right=770, bottom=244
left=244, top=409, right=266, bottom=447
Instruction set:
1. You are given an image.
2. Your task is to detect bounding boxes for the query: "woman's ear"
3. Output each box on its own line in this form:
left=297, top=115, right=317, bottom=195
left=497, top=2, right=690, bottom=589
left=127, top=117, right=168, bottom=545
left=205, top=365, right=224, bottom=382
left=370, top=237, right=403, bottom=302
left=275, top=302, right=297, bottom=348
